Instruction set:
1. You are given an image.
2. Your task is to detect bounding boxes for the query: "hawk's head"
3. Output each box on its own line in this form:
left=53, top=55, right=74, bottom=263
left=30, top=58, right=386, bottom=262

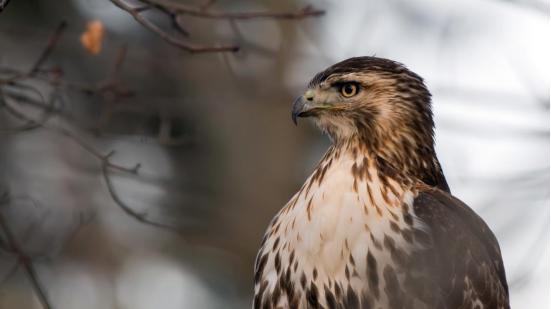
left=293, top=56, right=433, bottom=145
left=293, top=57, right=442, bottom=185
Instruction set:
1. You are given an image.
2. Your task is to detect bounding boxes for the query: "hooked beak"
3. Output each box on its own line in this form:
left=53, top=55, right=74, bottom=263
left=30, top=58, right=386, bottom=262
left=291, top=95, right=317, bottom=125
left=291, top=96, right=305, bottom=125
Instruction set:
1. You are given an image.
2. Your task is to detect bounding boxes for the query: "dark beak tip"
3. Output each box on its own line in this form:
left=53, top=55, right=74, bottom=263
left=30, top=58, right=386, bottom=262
left=291, top=96, right=306, bottom=126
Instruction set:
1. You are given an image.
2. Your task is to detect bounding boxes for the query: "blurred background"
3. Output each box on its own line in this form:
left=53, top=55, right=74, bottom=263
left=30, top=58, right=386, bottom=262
left=0, top=0, right=548, bottom=308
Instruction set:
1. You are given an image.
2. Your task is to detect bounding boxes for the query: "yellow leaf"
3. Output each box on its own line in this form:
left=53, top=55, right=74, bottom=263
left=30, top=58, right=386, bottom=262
left=80, top=20, right=104, bottom=55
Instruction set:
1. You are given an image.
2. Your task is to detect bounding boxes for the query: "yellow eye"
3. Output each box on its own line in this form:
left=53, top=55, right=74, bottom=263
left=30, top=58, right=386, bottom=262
left=340, top=83, right=358, bottom=97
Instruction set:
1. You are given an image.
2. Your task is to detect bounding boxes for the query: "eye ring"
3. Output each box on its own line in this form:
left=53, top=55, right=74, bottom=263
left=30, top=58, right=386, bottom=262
left=340, top=83, right=358, bottom=97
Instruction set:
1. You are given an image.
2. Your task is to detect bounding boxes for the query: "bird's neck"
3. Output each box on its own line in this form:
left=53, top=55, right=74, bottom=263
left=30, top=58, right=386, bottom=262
left=329, top=136, right=449, bottom=192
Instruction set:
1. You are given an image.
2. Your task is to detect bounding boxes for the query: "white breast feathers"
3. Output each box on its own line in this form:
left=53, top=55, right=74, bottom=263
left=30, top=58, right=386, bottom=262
left=253, top=145, right=426, bottom=308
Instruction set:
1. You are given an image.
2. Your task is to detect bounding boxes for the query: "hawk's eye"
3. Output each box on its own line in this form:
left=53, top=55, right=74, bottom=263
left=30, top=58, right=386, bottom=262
left=340, top=83, right=358, bottom=97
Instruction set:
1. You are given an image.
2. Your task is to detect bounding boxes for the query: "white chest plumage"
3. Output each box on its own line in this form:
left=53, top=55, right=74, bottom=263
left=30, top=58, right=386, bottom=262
left=254, top=147, right=425, bottom=308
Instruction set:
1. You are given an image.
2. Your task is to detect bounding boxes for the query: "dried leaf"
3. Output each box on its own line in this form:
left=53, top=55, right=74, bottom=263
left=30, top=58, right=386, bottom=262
left=80, top=20, right=104, bottom=55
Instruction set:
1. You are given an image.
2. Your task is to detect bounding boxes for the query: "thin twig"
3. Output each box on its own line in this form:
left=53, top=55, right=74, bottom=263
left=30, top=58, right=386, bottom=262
left=1, top=28, right=133, bottom=131
left=4, top=97, right=185, bottom=233
left=111, top=45, right=128, bottom=79
left=101, top=44, right=130, bottom=95
left=0, top=32, right=62, bottom=303
left=54, top=125, right=185, bottom=232
left=53, top=125, right=140, bottom=174
left=172, top=15, right=190, bottom=36
left=0, top=83, right=57, bottom=132
left=1, top=101, right=179, bottom=232
left=43, top=120, right=182, bottom=232
left=29, top=21, right=67, bottom=75
left=0, top=94, right=43, bottom=132
left=0, top=21, right=66, bottom=91
left=2, top=95, right=181, bottom=232
left=0, top=22, right=67, bottom=85
left=110, top=0, right=324, bottom=53
left=154, top=5, right=190, bottom=37
left=0, top=19, right=217, bottom=247
left=110, top=0, right=239, bottom=53
left=101, top=162, right=182, bottom=232
left=0, top=212, right=53, bottom=309
left=142, top=0, right=324, bottom=20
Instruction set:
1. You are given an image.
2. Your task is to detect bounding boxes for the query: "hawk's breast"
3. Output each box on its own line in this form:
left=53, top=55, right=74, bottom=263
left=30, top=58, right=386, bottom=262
left=254, top=147, right=425, bottom=308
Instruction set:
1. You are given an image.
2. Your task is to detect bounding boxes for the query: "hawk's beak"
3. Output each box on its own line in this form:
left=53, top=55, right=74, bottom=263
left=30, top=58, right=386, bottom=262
left=291, top=93, right=316, bottom=125
left=291, top=96, right=306, bottom=125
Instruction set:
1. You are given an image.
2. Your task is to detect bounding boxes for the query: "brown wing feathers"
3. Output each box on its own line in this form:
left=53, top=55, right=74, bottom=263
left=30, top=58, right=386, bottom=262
left=413, top=186, right=510, bottom=308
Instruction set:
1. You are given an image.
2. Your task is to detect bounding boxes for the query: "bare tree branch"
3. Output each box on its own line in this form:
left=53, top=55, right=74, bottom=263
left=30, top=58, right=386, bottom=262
left=110, top=0, right=324, bottom=53
left=0, top=20, right=182, bottom=232
left=0, top=84, right=59, bottom=133
left=29, top=22, right=67, bottom=75
left=1, top=24, right=133, bottom=136
left=0, top=21, right=66, bottom=85
left=0, top=21, right=132, bottom=103
left=0, top=211, right=53, bottom=309
left=101, top=161, right=183, bottom=232
left=3, top=92, right=187, bottom=233
left=110, top=0, right=239, bottom=53
left=53, top=125, right=141, bottom=173
left=143, top=0, right=324, bottom=20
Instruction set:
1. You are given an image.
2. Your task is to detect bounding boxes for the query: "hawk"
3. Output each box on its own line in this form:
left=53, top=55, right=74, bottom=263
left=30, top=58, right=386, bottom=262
left=253, top=57, right=509, bottom=309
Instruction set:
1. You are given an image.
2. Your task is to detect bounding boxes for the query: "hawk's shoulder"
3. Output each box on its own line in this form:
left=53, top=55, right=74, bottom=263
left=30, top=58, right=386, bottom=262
left=411, top=185, right=510, bottom=308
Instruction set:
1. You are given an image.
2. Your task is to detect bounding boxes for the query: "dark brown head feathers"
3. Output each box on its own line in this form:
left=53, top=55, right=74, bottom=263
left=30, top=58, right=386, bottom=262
left=308, top=57, right=425, bottom=88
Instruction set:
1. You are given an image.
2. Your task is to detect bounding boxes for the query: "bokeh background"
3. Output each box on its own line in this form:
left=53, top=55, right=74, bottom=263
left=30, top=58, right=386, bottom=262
left=0, top=0, right=548, bottom=308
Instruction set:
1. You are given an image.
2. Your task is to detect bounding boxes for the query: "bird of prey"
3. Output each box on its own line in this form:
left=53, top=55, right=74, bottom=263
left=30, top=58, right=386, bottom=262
left=253, top=57, right=509, bottom=309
